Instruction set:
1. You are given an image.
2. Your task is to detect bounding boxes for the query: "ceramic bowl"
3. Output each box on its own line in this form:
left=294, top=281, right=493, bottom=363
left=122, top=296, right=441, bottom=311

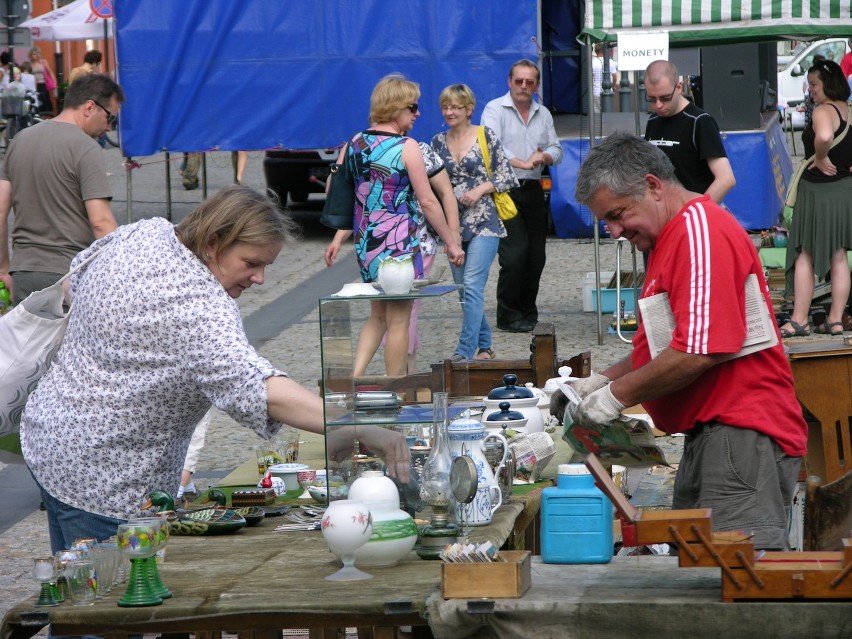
left=332, top=282, right=378, bottom=297
left=268, top=463, right=310, bottom=492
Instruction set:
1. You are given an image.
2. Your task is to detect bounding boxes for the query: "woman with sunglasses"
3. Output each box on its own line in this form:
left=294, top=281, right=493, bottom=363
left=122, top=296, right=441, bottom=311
left=330, top=73, right=464, bottom=377
left=431, top=84, right=518, bottom=361
left=781, top=58, right=852, bottom=338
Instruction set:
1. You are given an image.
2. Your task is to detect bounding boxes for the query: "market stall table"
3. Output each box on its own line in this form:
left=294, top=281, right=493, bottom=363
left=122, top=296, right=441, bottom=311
left=2, top=520, right=440, bottom=639
left=786, top=338, right=852, bottom=483
left=425, top=555, right=852, bottom=639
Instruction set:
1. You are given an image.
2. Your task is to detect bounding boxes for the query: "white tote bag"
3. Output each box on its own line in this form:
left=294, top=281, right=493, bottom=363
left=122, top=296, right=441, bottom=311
left=0, top=242, right=111, bottom=461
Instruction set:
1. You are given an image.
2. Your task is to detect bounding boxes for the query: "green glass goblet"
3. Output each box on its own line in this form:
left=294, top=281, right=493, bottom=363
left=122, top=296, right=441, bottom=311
left=116, top=522, right=163, bottom=607
left=128, top=515, right=172, bottom=599
left=32, top=557, right=59, bottom=607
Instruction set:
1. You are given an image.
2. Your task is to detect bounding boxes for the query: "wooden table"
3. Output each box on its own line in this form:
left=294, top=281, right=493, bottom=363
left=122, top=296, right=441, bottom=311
left=426, top=555, right=852, bottom=638
left=0, top=484, right=546, bottom=639
left=2, top=526, right=438, bottom=639
left=787, top=339, right=852, bottom=483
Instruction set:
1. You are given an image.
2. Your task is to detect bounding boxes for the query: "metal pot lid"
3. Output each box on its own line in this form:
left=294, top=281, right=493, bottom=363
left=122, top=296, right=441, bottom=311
left=484, top=401, right=526, bottom=423
left=486, top=373, right=534, bottom=400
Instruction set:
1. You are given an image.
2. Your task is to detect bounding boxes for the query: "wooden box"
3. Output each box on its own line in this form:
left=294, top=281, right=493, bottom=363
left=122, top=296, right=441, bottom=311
left=441, top=550, right=531, bottom=599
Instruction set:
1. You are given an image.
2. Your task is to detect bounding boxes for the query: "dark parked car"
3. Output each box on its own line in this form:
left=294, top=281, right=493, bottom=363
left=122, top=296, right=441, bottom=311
left=263, top=146, right=341, bottom=205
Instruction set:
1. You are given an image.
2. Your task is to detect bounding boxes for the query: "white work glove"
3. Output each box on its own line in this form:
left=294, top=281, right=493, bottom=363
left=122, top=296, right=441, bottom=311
left=569, top=383, right=625, bottom=429
left=549, top=372, right=611, bottom=425
left=568, top=372, right=611, bottom=399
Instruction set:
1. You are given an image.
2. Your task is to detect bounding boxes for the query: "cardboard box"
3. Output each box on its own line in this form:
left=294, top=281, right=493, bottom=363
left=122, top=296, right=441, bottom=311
left=441, top=550, right=531, bottom=599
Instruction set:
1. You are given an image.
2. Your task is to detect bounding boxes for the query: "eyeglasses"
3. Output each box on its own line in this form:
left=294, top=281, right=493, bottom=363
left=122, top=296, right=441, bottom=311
left=91, top=99, right=117, bottom=126
left=645, top=85, right=679, bottom=104
left=406, top=103, right=419, bottom=113
left=512, top=77, right=538, bottom=87
left=442, top=104, right=467, bottom=112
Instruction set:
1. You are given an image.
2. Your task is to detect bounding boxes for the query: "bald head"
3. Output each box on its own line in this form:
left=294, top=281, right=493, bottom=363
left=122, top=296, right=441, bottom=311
left=645, top=60, right=679, bottom=87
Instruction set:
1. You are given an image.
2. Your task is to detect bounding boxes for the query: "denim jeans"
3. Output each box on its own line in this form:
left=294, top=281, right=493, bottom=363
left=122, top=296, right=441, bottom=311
left=450, top=235, right=499, bottom=358
left=37, top=482, right=124, bottom=554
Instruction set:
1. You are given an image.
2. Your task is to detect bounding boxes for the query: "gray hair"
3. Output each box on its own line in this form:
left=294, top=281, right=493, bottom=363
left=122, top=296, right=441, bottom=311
left=574, top=133, right=678, bottom=204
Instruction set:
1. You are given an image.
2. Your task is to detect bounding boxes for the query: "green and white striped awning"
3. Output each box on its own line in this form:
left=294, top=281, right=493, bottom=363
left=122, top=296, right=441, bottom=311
left=583, top=0, right=852, bottom=45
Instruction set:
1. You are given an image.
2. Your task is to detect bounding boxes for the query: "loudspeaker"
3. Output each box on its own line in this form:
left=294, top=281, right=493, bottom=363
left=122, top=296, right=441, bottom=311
left=700, top=43, right=761, bottom=130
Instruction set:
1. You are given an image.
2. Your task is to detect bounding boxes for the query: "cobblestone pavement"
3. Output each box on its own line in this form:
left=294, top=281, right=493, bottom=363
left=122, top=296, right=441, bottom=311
left=0, top=134, right=813, bottom=625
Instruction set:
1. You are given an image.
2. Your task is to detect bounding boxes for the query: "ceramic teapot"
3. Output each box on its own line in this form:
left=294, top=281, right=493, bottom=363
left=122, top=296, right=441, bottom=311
left=447, top=410, right=508, bottom=526
left=377, top=254, right=415, bottom=295
left=482, top=374, right=545, bottom=433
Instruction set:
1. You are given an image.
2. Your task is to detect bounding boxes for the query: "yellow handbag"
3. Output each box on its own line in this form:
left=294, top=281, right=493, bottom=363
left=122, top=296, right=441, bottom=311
left=477, top=126, right=518, bottom=221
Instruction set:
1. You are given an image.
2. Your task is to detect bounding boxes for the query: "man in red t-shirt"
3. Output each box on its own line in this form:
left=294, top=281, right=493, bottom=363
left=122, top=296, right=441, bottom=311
left=567, top=133, right=807, bottom=551
left=840, top=39, right=852, bottom=80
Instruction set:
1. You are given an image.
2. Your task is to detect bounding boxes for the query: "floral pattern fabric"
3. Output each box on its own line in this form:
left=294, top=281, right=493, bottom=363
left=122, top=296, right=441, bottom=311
left=416, top=141, right=444, bottom=256
left=20, top=218, right=286, bottom=520
left=349, top=130, right=424, bottom=282
left=430, top=126, right=517, bottom=242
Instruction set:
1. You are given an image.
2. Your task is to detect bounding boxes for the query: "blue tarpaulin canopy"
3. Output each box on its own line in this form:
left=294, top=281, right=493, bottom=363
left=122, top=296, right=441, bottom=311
left=114, top=0, right=539, bottom=157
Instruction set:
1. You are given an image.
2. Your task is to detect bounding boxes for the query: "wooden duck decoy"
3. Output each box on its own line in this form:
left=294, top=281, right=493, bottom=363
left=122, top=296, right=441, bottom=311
left=143, top=490, right=247, bottom=536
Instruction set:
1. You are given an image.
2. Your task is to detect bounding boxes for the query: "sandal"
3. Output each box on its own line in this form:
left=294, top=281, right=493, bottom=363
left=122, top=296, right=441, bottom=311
left=814, top=321, right=844, bottom=336
left=474, top=347, right=495, bottom=360
left=779, top=320, right=811, bottom=338
left=448, top=353, right=466, bottom=363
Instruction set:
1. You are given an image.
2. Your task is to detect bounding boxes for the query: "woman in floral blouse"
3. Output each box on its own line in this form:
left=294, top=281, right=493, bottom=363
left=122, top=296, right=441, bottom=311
left=21, top=186, right=410, bottom=552
left=431, top=84, right=518, bottom=360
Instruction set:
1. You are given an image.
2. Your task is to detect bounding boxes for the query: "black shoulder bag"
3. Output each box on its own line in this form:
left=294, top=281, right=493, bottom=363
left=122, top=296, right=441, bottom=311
left=320, top=143, right=357, bottom=230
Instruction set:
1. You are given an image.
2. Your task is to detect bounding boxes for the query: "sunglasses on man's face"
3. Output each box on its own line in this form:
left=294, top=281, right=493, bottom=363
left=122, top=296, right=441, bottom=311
left=512, top=77, right=538, bottom=88
left=91, top=99, right=117, bottom=126
left=645, top=85, right=679, bottom=104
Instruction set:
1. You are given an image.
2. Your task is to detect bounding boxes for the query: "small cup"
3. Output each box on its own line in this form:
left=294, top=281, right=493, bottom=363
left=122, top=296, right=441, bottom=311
left=278, top=428, right=300, bottom=463
left=255, top=444, right=279, bottom=476
left=67, top=560, right=97, bottom=606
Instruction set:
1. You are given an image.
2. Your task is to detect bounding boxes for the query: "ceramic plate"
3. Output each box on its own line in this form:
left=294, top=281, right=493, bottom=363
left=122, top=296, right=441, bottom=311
left=332, top=283, right=378, bottom=297
left=232, top=506, right=266, bottom=526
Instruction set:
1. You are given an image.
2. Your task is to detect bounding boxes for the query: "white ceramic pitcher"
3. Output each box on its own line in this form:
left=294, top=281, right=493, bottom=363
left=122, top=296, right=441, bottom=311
left=448, top=411, right=508, bottom=526
left=377, top=254, right=415, bottom=294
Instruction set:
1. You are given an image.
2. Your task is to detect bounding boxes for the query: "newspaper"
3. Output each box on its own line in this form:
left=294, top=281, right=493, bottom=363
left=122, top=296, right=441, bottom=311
left=558, top=384, right=669, bottom=467
left=562, top=414, right=670, bottom=467
left=639, top=273, right=778, bottom=361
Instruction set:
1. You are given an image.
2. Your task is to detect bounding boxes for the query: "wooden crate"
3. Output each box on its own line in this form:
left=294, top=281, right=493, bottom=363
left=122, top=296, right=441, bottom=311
left=441, top=550, right=532, bottom=599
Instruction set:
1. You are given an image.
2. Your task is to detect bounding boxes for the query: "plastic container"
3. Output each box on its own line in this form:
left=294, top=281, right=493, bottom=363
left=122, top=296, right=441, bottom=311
left=540, top=463, right=613, bottom=564
left=582, top=271, right=614, bottom=312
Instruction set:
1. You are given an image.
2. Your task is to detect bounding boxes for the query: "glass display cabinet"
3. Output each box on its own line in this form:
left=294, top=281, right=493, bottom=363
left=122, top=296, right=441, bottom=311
left=319, top=284, right=476, bottom=510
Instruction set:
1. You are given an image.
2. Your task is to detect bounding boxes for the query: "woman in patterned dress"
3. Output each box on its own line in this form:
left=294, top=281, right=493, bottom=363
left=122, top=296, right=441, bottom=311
left=324, top=141, right=459, bottom=372
left=431, top=84, right=518, bottom=360
left=332, top=74, right=464, bottom=377
left=20, top=186, right=411, bottom=551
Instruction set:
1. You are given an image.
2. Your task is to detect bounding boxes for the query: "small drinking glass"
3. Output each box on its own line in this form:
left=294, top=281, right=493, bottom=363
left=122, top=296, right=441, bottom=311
left=255, top=444, right=280, bottom=476
left=32, top=557, right=59, bottom=607
left=66, top=560, right=97, bottom=606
